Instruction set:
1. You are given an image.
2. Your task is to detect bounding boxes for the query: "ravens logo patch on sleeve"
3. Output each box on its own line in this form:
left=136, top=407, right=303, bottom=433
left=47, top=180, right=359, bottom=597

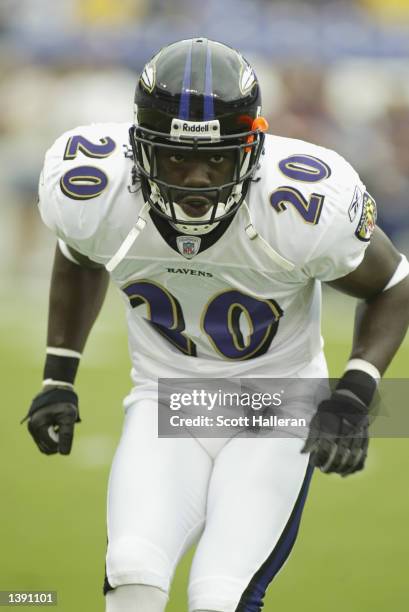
left=355, top=192, right=377, bottom=242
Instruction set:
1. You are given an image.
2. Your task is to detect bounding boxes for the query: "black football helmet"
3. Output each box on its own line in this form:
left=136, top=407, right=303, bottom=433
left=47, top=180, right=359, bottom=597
left=129, top=38, right=268, bottom=234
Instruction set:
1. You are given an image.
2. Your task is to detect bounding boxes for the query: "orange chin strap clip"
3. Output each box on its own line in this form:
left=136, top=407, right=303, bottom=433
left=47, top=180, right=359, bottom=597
left=245, top=116, right=269, bottom=152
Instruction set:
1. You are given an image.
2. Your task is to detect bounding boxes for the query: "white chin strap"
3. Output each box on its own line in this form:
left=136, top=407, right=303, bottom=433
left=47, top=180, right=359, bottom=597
left=242, top=202, right=295, bottom=271
left=170, top=199, right=228, bottom=235
left=105, top=202, right=150, bottom=273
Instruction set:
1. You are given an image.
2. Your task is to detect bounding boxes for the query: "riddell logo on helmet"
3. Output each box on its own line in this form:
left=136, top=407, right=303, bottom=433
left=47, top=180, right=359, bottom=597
left=171, top=118, right=221, bottom=141
left=182, top=123, right=210, bottom=133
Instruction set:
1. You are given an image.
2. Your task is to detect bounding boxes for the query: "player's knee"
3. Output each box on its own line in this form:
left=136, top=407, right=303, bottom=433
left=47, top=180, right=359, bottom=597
left=105, top=584, right=168, bottom=612
left=106, top=536, right=171, bottom=593
left=189, top=577, right=250, bottom=612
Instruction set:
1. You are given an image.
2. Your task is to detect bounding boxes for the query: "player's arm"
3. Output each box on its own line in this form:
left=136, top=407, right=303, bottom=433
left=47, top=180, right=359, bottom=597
left=302, top=227, right=409, bottom=475
left=47, top=242, right=109, bottom=353
left=23, top=243, right=109, bottom=455
left=327, top=226, right=409, bottom=374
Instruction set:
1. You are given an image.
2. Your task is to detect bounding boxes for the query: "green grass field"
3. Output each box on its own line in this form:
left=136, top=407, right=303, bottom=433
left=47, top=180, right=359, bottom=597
left=1, top=281, right=408, bottom=611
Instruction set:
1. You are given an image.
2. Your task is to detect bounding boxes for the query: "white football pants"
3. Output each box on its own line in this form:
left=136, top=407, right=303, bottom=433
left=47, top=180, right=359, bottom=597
left=105, top=353, right=328, bottom=611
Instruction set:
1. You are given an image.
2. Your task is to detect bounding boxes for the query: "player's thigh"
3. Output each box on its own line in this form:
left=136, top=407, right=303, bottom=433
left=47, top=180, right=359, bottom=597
left=188, top=436, right=312, bottom=612
left=106, top=395, right=212, bottom=592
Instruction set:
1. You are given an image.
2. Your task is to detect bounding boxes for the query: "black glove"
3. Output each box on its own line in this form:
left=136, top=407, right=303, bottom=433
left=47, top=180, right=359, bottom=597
left=22, top=387, right=80, bottom=455
left=301, top=370, right=376, bottom=476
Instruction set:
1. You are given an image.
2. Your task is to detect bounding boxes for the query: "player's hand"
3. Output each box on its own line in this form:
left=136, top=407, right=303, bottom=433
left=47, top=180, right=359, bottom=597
left=21, top=387, right=80, bottom=455
left=301, top=391, right=369, bottom=476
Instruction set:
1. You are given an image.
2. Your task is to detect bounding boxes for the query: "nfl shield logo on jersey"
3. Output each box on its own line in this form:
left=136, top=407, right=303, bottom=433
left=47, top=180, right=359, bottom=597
left=176, top=236, right=201, bottom=259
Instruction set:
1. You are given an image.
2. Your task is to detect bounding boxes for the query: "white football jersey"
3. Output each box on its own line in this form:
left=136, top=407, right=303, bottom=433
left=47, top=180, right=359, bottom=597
left=38, top=122, right=372, bottom=382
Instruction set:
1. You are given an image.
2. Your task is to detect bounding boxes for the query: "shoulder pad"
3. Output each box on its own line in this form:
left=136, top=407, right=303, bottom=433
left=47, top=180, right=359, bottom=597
left=253, top=135, right=372, bottom=278
left=38, top=123, right=133, bottom=242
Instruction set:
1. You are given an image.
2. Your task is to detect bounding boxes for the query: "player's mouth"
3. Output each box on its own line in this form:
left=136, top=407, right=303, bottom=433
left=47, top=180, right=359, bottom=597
left=177, top=196, right=214, bottom=218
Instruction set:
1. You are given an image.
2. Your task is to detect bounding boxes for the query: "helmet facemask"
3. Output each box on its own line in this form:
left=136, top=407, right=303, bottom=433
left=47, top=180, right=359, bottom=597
left=129, top=116, right=266, bottom=235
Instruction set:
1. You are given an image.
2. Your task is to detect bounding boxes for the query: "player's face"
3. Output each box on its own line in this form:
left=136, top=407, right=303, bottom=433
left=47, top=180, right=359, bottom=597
left=156, top=148, right=236, bottom=218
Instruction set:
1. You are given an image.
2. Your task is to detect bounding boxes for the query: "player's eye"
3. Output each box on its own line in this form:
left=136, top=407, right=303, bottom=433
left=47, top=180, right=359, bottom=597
left=210, top=155, right=224, bottom=164
left=169, top=154, right=185, bottom=163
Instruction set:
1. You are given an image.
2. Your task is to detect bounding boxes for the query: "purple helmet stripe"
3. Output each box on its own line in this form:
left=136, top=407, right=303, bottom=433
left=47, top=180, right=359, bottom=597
left=203, top=43, right=214, bottom=120
left=178, top=42, right=193, bottom=120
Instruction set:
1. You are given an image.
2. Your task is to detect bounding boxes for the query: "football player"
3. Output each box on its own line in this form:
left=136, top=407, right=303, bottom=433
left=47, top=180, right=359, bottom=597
left=24, top=39, right=409, bottom=612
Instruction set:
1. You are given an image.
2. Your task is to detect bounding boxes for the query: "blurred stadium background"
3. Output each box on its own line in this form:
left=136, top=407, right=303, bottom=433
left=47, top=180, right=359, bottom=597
left=1, top=0, right=408, bottom=610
